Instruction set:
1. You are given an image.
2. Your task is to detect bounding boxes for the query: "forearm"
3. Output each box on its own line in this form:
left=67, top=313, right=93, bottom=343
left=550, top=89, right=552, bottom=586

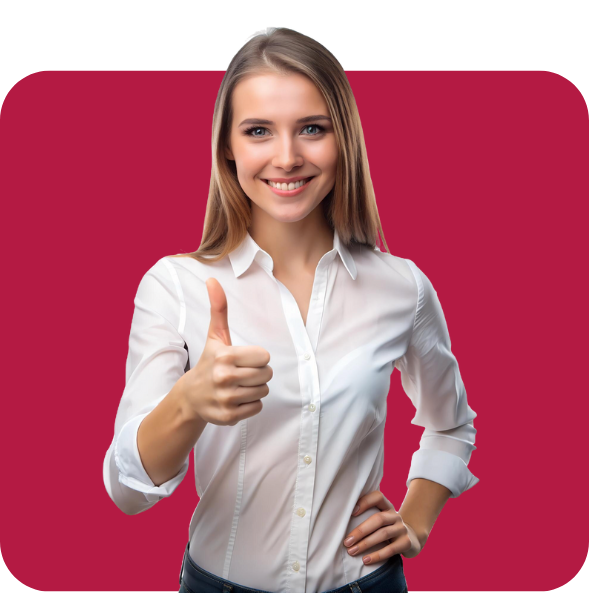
left=398, top=478, right=452, bottom=548
left=137, top=376, right=208, bottom=487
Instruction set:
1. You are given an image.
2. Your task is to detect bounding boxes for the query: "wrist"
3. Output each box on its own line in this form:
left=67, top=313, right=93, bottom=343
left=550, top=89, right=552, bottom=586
left=399, top=514, right=429, bottom=549
left=173, top=374, right=202, bottom=425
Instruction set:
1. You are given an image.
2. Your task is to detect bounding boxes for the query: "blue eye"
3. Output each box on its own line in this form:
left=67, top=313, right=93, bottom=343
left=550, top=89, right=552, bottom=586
left=243, top=124, right=326, bottom=137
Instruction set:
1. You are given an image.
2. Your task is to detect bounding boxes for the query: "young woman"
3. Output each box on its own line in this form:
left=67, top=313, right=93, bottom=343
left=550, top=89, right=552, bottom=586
left=103, top=27, right=479, bottom=593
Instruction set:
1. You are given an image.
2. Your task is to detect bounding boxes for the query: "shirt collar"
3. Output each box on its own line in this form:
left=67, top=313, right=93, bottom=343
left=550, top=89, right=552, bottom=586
left=228, top=227, right=357, bottom=280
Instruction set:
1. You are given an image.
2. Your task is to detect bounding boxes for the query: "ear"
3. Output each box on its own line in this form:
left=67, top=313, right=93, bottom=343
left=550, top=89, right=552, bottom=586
left=224, top=143, right=235, bottom=161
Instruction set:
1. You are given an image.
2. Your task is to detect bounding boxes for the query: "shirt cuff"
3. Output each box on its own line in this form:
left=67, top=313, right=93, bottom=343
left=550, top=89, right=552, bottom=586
left=114, top=413, right=190, bottom=503
left=406, top=449, right=479, bottom=498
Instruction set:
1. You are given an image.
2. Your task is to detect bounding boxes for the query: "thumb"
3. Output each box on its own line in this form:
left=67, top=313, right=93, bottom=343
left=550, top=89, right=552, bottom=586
left=205, top=277, right=232, bottom=346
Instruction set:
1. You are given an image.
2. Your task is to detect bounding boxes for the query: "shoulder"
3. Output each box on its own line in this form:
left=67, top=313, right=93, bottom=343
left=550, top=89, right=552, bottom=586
left=131, top=257, right=182, bottom=300
left=137, top=256, right=181, bottom=286
left=159, top=255, right=191, bottom=281
left=359, top=243, right=418, bottom=288
left=379, top=254, right=437, bottom=301
left=366, top=250, right=442, bottom=321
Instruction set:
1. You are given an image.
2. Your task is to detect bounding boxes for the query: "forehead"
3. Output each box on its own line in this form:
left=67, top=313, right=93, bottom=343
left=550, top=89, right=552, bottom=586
left=231, top=73, right=328, bottom=121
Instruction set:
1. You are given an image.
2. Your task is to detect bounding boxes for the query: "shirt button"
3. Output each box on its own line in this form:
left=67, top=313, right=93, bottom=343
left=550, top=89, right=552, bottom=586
left=304, top=455, right=312, bottom=465
left=292, top=560, right=300, bottom=571
left=304, top=353, right=311, bottom=360
left=296, top=507, right=306, bottom=517
left=308, top=403, right=316, bottom=412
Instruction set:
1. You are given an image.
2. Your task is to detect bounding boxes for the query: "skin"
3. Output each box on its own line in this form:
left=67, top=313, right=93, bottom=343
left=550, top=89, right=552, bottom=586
left=225, top=72, right=337, bottom=280
left=343, top=482, right=453, bottom=564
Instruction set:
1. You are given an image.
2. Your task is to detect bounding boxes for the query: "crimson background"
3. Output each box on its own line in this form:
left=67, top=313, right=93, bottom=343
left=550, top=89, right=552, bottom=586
left=0, top=71, right=588, bottom=590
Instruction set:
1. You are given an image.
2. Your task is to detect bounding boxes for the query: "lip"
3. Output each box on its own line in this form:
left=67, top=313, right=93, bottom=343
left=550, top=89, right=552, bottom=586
left=262, top=176, right=316, bottom=197
left=263, top=175, right=311, bottom=183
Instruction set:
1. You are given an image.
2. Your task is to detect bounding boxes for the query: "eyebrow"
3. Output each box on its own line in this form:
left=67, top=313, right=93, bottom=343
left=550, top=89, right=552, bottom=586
left=238, top=115, right=332, bottom=127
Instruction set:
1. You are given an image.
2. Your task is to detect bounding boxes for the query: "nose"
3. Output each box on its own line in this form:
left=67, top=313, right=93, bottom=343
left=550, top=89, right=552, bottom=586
left=272, top=136, right=304, bottom=171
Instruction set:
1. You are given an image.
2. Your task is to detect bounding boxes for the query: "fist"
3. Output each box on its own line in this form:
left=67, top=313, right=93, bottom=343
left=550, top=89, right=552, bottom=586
left=180, top=277, right=273, bottom=426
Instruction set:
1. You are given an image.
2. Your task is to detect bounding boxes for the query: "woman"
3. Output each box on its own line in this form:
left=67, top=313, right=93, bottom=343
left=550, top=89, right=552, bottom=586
left=103, top=27, right=479, bottom=593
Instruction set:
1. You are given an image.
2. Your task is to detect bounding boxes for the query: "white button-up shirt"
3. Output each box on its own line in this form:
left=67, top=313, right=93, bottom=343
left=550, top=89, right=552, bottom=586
left=103, top=227, right=478, bottom=592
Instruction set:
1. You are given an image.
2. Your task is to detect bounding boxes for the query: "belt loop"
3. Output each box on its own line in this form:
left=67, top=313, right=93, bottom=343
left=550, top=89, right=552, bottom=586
left=179, top=541, right=189, bottom=585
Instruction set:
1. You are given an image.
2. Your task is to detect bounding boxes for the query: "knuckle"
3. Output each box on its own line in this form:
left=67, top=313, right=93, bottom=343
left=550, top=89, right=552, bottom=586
left=211, top=363, right=221, bottom=380
left=215, top=348, right=235, bottom=365
left=219, top=408, right=234, bottom=425
left=212, top=365, right=232, bottom=386
left=213, top=346, right=226, bottom=360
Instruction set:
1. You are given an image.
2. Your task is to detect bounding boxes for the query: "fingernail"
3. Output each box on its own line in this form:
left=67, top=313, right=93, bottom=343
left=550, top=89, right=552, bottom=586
left=348, top=546, right=359, bottom=555
left=363, top=555, right=371, bottom=564
left=352, top=505, right=360, bottom=514
left=344, top=536, right=355, bottom=546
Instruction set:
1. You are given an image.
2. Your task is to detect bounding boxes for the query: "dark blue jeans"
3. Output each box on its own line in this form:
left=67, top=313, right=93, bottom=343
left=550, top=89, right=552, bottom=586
left=179, top=541, right=408, bottom=593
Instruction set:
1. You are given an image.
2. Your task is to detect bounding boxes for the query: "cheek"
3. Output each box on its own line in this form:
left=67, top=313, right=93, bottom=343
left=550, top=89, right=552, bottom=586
left=232, top=141, right=262, bottom=176
left=308, top=140, right=338, bottom=172
left=238, top=154, right=257, bottom=174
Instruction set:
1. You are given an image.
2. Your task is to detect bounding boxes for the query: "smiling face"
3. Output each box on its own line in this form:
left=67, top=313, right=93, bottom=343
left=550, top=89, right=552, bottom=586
left=225, top=72, right=338, bottom=224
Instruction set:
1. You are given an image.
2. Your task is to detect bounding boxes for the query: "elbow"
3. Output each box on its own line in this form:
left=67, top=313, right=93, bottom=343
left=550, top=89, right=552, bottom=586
left=103, top=442, right=158, bottom=516
left=105, top=479, right=154, bottom=516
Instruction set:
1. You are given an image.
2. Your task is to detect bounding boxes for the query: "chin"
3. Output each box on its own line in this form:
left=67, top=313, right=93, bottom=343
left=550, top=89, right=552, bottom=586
left=263, top=202, right=313, bottom=223
left=269, top=211, right=311, bottom=224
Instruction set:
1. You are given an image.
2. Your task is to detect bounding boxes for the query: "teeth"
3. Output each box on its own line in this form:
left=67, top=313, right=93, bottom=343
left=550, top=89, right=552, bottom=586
left=267, top=177, right=311, bottom=191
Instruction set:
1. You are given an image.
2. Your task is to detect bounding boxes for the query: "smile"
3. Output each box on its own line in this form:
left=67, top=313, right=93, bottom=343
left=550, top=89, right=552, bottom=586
left=262, top=176, right=316, bottom=197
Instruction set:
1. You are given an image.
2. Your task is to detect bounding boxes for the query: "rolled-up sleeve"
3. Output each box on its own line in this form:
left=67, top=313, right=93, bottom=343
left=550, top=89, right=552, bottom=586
left=395, top=258, right=479, bottom=498
left=103, top=257, right=190, bottom=514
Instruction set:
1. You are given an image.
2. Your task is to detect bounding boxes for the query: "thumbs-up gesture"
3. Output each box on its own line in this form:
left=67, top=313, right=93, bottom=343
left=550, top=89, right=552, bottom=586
left=180, top=277, right=273, bottom=427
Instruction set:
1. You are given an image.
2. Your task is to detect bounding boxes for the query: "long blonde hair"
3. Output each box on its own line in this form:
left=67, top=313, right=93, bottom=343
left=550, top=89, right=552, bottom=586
left=170, top=26, right=390, bottom=263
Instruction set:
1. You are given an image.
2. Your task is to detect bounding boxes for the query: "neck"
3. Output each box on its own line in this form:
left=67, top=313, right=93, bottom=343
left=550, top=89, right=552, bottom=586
left=249, top=203, right=334, bottom=277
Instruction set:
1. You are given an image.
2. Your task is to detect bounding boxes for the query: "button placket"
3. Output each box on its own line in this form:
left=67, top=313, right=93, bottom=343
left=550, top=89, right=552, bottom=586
left=273, top=254, right=337, bottom=589
left=289, top=330, right=322, bottom=584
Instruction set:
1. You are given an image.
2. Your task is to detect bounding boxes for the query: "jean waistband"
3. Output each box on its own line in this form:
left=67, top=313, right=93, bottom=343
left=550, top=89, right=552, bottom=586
left=180, top=541, right=404, bottom=593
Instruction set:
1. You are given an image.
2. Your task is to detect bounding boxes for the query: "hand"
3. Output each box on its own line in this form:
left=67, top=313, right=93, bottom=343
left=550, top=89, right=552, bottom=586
left=179, top=277, right=273, bottom=426
left=343, top=490, right=424, bottom=565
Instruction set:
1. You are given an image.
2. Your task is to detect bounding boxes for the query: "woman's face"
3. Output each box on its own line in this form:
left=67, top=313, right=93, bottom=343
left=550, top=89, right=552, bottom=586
left=226, top=72, right=338, bottom=223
